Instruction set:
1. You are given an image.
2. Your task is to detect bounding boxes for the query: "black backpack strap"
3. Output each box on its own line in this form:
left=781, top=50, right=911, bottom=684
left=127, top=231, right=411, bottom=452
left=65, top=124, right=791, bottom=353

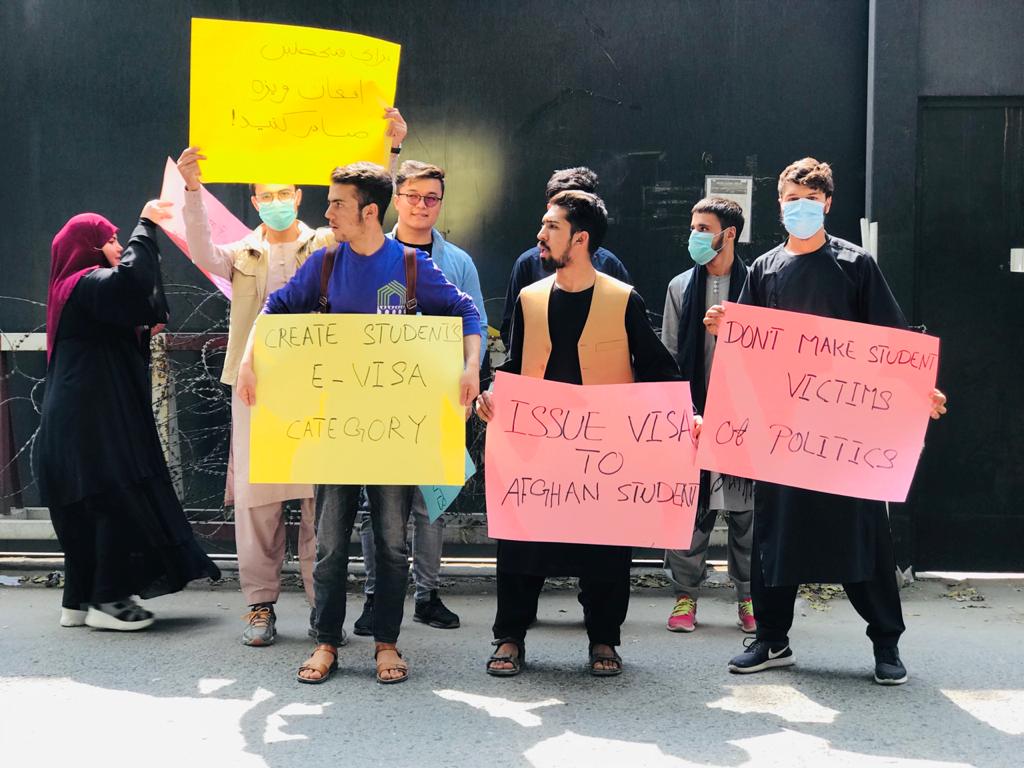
left=403, top=246, right=418, bottom=313
left=317, top=245, right=338, bottom=313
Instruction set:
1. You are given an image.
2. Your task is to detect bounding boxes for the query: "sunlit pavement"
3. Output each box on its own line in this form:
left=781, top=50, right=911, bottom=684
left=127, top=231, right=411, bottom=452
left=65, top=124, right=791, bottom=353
left=1, top=574, right=1021, bottom=767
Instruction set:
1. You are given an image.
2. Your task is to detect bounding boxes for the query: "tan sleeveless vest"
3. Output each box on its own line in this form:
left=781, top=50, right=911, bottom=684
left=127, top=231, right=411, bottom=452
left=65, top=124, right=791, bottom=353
left=519, top=272, right=634, bottom=385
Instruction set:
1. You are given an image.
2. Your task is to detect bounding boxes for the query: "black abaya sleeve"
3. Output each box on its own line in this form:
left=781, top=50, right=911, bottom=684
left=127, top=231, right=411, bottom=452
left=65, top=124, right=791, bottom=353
left=72, top=220, right=168, bottom=327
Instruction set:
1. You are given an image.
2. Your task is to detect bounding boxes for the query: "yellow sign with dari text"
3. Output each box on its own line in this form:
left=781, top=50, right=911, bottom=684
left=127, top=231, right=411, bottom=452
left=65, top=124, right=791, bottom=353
left=189, top=18, right=401, bottom=185
left=250, top=314, right=465, bottom=485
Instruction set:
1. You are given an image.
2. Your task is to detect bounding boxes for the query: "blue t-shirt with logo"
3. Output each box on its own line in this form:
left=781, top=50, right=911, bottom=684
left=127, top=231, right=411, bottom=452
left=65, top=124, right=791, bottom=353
left=264, top=236, right=481, bottom=337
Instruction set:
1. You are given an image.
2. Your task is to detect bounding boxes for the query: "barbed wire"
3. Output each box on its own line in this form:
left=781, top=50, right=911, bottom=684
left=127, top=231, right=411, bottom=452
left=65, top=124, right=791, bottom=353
left=3, top=283, right=662, bottom=532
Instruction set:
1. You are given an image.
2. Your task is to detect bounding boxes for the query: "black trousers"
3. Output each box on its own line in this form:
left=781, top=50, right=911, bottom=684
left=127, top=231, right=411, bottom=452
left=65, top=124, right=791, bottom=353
left=492, top=570, right=630, bottom=647
left=751, top=541, right=905, bottom=650
left=50, top=502, right=139, bottom=607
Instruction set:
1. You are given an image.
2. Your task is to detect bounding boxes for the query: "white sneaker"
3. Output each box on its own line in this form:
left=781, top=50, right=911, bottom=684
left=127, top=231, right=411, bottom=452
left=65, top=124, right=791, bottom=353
left=60, top=607, right=88, bottom=627
left=85, top=603, right=154, bottom=631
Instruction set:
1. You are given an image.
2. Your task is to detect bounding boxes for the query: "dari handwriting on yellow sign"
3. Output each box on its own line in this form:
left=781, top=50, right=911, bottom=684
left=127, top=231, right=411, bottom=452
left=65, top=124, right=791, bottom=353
left=189, top=18, right=401, bottom=185
left=250, top=314, right=465, bottom=485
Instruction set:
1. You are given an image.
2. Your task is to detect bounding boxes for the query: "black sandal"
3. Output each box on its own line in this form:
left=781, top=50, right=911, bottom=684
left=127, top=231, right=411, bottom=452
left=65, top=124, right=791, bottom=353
left=589, top=644, right=623, bottom=677
left=486, top=638, right=525, bottom=677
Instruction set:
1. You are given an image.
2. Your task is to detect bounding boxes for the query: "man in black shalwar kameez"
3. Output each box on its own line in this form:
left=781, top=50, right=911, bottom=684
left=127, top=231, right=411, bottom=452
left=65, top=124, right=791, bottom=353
left=705, top=158, right=947, bottom=685
left=476, top=191, right=682, bottom=676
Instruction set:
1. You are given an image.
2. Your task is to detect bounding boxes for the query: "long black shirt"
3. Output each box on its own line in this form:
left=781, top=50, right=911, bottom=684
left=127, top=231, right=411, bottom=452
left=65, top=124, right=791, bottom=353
left=496, top=282, right=680, bottom=576
left=35, top=221, right=171, bottom=506
left=738, top=235, right=907, bottom=585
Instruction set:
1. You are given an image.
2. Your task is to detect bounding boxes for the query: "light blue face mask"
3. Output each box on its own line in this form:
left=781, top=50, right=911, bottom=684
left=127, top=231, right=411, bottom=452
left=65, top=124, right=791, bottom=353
left=688, top=229, right=724, bottom=266
left=258, top=200, right=298, bottom=232
left=782, top=198, right=826, bottom=239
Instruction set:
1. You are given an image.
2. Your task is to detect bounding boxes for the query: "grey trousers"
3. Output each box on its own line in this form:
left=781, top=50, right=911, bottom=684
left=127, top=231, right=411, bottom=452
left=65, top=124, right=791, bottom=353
left=664, top=508, right=753, bottom=601
left=359, top=489, right=444, bottom=603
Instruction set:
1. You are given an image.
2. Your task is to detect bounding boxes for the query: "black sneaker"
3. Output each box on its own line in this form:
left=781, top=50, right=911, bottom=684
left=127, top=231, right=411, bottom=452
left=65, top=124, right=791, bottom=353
left=728, top=637, right=795, bottom=673
left=414, top=590, right=460, bottom=629
left=873, top=647, right=908, bottom=685
left=353, top=595, right=374, bottom=636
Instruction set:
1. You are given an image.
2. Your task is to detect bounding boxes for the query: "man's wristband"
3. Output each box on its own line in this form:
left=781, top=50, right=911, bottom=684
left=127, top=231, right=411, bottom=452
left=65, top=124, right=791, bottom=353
left=390, top=145, right=402, bottom=155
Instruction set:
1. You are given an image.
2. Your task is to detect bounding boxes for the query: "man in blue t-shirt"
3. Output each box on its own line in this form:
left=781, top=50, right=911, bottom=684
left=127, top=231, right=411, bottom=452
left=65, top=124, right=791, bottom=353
left=236, top=162, right=481, bottom=686
left=498, top=167, right=630, bottom=346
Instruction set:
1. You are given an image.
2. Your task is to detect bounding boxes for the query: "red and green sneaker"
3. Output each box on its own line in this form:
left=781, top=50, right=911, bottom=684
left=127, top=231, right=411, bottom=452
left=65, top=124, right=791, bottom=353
left=737, top=598, right=757, bottom=633
left=666, top=594, right=697, bottom=632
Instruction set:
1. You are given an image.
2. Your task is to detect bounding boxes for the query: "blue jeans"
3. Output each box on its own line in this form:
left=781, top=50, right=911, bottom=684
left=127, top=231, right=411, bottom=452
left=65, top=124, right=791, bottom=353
left=360, top=489, right=444, bottom=603
left=312, top=484, right=413, bottom=645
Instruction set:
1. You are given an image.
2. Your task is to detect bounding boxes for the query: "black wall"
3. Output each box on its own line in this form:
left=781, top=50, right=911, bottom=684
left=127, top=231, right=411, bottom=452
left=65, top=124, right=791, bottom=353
left=868, top=0, right=1024, bottom=569
left=2, top=0, right=873, bottom=510
left=1, top=0, right=870, bottom=333
left=869, top=0, right=1024, bottom=313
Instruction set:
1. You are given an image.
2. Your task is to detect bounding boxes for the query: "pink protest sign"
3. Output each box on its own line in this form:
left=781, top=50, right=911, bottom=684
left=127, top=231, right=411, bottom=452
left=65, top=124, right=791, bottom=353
left=484, top=372, right=699, bottom=549
left=697, top=302, right=940, bottom=502
left=157, top=157, right=250, bottom=299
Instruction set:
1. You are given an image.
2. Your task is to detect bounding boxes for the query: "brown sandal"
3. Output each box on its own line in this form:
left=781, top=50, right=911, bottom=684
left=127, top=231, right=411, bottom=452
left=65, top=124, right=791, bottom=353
left=374, top=644, right=409, bottom=685
left=296, top=643, right=338, bottom=684
left=589, top=643, right=623, bottom=677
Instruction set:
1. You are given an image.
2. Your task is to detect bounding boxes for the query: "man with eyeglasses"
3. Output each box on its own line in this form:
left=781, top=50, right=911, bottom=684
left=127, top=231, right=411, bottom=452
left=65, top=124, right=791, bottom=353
left=173, top=108, right=407, bottom=647
left=352, top=160, right=488, bottom=636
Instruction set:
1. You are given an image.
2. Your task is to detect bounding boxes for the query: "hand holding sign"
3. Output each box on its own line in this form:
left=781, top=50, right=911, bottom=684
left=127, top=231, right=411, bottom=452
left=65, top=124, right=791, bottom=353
left=157, top=157, right=249, bottom=299
left=176, top=146, right=206, bottom=191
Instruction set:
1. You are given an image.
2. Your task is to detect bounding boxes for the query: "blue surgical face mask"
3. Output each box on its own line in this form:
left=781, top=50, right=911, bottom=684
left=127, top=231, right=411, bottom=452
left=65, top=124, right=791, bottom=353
left=688, top=229, right=724, bottom=266
left=258, top=200, right=298, bottom=231
left=782, top=198, right=826, bottom=239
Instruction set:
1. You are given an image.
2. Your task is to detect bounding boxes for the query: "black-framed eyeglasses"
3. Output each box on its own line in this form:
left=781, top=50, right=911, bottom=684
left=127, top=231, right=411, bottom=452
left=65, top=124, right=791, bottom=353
left=396, top=192, right=443, bottom=208
left=255, top=189, right=296, bottom=204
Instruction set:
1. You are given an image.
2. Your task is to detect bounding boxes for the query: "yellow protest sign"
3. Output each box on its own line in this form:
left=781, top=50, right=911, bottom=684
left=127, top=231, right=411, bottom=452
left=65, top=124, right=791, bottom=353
left=189, top=18, right=401, bottom=185
left=250, top=314, right=465, bottom=485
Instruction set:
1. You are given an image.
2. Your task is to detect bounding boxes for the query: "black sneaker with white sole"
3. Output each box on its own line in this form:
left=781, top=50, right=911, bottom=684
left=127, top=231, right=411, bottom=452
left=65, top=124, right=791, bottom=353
left=873, top=647, right=908, bottom=685
left=728, top=638, right=795, bottom=673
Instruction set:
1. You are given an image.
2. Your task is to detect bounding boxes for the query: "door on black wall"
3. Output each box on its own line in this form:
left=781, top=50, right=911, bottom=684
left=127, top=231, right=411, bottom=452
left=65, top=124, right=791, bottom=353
left=908, top=98, right=1024, bottom=571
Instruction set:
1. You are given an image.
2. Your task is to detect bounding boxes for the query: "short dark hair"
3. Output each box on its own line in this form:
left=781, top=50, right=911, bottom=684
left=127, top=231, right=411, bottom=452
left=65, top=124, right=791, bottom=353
left=330, top=162, right=394, bottom=223
left=691, top=196, right=745, bottom=240
left=548, top=190, right=608, bottom=255
left=249, top=183, right=298, bottom=195
left=778, top=157, right=834, bottom=196
left=545, top=167, right=599, bottom=201
left=395, top=160, right=445, bottom=195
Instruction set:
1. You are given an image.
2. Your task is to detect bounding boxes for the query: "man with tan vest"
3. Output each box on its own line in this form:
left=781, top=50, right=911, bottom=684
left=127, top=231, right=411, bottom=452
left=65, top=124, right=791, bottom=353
left=475, top=190, right=682, bottom=677
left=174, top=108, right=407, bottom=646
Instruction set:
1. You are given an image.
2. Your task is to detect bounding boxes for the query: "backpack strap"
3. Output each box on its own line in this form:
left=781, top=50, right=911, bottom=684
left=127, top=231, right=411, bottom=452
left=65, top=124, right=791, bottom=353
left=403, top=246, right=418, bottom=313
left=317, top=245, right=338, bottom=314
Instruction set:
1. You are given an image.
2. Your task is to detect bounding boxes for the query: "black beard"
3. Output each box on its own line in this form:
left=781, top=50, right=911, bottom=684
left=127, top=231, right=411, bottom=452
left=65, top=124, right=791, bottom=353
left=540, top=255, right=557, bottom=273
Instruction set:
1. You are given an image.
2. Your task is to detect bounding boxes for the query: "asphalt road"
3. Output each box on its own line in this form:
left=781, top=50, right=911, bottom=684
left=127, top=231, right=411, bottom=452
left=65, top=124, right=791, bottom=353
left=1, top=571, right=1021, bottom=767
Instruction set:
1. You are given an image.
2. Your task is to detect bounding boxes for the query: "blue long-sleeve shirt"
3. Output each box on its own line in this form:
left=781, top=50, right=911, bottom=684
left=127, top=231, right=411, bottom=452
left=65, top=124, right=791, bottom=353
left=264, top=236, right=482, bottom=339
left=389, top=225, right=489, bottom=363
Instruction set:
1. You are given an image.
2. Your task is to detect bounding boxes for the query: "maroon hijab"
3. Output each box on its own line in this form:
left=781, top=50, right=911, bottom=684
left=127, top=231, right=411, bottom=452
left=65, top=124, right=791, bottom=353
left=46, top=213, right=118, bottom=361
